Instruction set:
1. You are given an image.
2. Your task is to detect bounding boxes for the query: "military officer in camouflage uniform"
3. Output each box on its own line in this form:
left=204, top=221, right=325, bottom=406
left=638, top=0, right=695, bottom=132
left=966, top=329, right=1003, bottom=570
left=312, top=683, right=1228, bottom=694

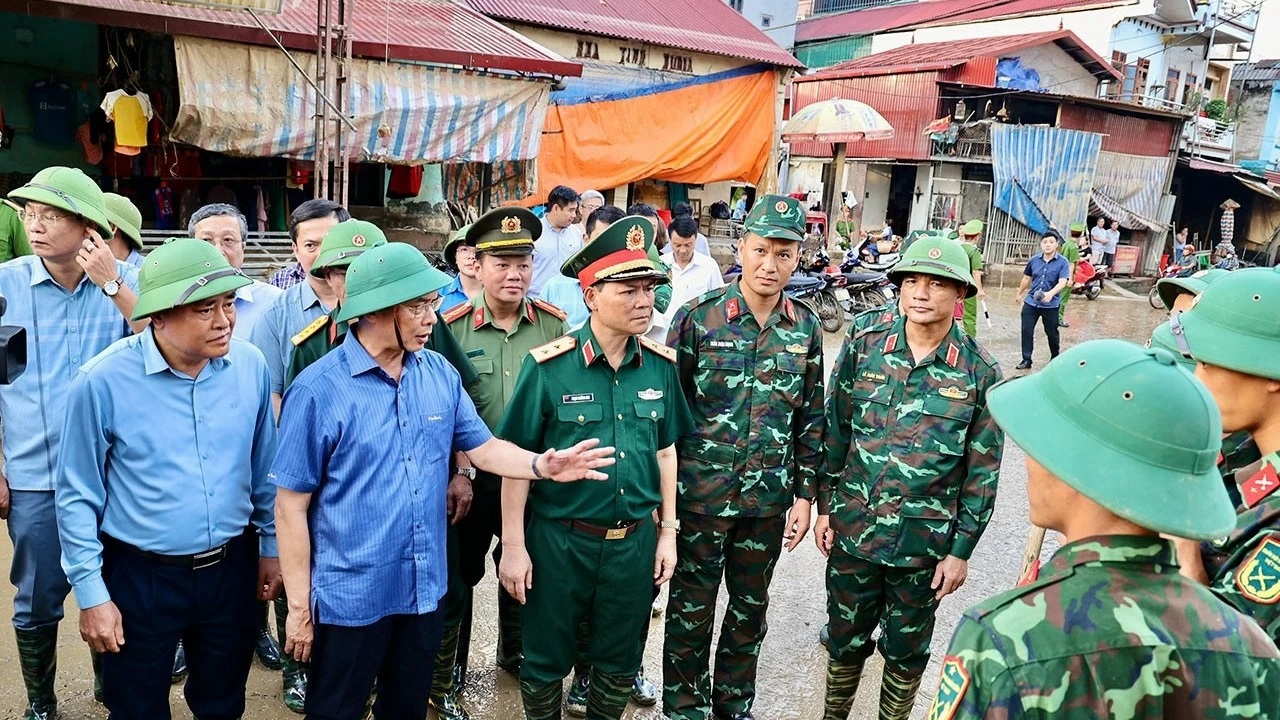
left=929, top=339, right=1280, bottom=719
left=1056, top=221, right=1083, bottom=327
left=661, top=195, right=824, bottom=720
left=1171, top=268, right=1280, bottom=643
left=816, top=236, right=1003, bottom=720
left=497, top=217, right=694, bottom=720
left=429, top=208, right=568, bottom=719
left=956, top=221, right=985, bottom=337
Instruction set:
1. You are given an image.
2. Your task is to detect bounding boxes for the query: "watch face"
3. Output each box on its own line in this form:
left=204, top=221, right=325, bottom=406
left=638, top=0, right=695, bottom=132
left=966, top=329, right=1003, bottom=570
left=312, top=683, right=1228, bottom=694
left=103, top=280, right=120, bottom=296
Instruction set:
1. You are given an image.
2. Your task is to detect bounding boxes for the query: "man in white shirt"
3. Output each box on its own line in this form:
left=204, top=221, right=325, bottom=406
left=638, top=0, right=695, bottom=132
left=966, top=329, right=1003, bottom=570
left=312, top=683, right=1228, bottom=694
left=530, top=186, right=584, bottom=298
left=671, top=203, right=712, bottom=256
left=1104, top=219, right=1121, bottom=268
left=653, top=217, right=724, bottom=343
left=1088, top=217, right=1108, bottom=265
left=189, top=204, right=283, bottom=339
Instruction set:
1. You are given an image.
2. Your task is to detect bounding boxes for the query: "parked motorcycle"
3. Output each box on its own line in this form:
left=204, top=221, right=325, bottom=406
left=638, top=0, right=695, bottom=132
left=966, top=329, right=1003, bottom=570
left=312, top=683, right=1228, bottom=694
left=786, top=273, right=844, bottom=333
left=837, top=269, right=896, bottom=316
left=1147, top=262, right=1195, bottom=309
left=1073, top=258, right=1108, bottom=301
left=846, top=236, right=901, bottom=273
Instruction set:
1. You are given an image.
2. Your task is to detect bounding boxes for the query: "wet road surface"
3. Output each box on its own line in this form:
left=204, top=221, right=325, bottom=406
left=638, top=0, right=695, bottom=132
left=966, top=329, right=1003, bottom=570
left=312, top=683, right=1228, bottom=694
left=0, top=277, right=1163, bottom=719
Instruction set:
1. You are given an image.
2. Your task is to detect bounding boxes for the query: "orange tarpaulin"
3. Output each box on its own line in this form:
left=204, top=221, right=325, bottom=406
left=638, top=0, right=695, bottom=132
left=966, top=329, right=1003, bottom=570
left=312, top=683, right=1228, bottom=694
left=526, top=66, right=779, bottom=203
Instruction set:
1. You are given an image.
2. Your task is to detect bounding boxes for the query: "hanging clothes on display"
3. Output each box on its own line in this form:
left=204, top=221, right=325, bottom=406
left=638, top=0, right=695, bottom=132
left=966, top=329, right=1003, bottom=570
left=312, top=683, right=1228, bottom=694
left=153, top=182, right=176, bottom=230
left=30, top=80, right=75, bottom=143
left=387, top=165, right=424, bottom=199
left=101, top=89, right=154, bottom=155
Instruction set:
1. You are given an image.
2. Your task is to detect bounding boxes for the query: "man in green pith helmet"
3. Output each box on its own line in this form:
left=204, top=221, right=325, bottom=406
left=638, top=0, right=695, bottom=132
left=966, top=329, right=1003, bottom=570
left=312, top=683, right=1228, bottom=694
left=1167, top=267, right=1280, bottom=646
left=956, top=220, right=986, bottom=337
left=431, top=207, right=568, bottom=720
left=928, top=339, right=1280, bottom=719
left=497, top=216, right=695, bottom=720
left=1056, top=222, right=1084, bottom=328
left=102, top=193, right=146, bottom=269
left=441, top=225, right=481, bottom=311
left=816, top=235, right=1004, bottom=720
left=662, top=194, right=824, bottom=720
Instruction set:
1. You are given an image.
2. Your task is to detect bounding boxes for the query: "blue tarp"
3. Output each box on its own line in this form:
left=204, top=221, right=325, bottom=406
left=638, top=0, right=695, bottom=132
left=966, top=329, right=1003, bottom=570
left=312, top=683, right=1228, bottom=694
left=550, top=63, right=769, bottom=105
left=990, top=124, right=1103, bottom=235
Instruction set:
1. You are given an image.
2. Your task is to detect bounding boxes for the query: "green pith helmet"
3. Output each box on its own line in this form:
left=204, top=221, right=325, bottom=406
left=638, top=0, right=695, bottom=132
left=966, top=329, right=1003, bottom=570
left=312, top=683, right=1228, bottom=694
left=467, top=207, right=541, bottom=256
left=960, top=219, right=984, bottom=236
left=988, top=339, right=1234, bottom=540
left=443, top=225, right=472, bottom=271
left=1155, top=268, right=1229, bottom=312
left=311, top=220, right=388, bottom=278
left=103, top=193, right=143, bottom=249
left=336, top=242, right=451, bottom=323
left=742, top=194, right=806, bottom=243
left=887, top=235, right=977, bottom=298
left=1147, top=321, right=1195, bottom=371
left=131, top=238, right=251, bottom=321
left=561, top=216, right=669, bottom=288
left=1178, top=266, right=1280, bottom=380
left=1068, top=221, right=1086, bottom=234
left=8, top=166, right=112, bottom=237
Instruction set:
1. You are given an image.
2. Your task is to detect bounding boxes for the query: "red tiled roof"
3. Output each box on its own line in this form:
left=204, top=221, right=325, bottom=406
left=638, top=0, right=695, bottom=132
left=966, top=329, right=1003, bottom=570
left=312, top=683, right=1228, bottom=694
left=796, top=29, right=1120, bottom=82
left=465, top=0, right=804, bottom=68
left=15, top=0, right=582, bottom=76
left=796, top=0, right=1133, bottom=43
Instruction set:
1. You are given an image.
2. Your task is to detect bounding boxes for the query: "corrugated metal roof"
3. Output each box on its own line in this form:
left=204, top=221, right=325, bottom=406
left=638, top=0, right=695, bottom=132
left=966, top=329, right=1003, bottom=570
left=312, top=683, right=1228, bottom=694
left=1234, top=60, right=1280, bottom=83
left=796, top=30, right=1119, bottom=83
left=464, top=0, right=804, bottom=68
left=11, top=0, right=582, bottom=76
left=796, top=0, right=1132, bottom=43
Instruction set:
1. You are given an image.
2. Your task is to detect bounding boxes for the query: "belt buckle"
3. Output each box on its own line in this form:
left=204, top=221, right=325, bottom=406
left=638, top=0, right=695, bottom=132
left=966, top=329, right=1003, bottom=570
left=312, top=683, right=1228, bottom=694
left=192, top=547, right=223, bottom=570
left=604, top=527, right=628, bottom=541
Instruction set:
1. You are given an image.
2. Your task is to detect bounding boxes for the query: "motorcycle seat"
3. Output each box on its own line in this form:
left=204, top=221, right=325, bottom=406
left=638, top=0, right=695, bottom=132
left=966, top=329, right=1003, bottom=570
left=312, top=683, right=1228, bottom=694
left=842, top=271, right=885, bottom=284
left=786, top=276, right=824, bottom=291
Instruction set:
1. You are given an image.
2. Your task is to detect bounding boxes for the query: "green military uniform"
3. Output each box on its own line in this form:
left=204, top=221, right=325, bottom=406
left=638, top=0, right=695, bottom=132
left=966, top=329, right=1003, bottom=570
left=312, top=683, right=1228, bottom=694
left=0, top=199, right=33, bottom=263
left=957, top=220, right=984, bottom=337
left=429, top=208, right=567, bottom=720
left=662, top=195, right=825, bottom=720
left=1178, top=267, right=1280, bottom=644
left=931, top=340, right=1280, bottom=719
left=820, top=236, right=1004, bottom=720
left=498, top=218, right=694, bottom=720
left=1057, top=222, right=1083, bottom=324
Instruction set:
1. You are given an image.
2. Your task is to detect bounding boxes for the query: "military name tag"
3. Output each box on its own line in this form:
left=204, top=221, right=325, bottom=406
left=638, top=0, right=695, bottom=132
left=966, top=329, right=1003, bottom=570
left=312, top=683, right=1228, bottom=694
left=638, top=388, right=664, bottom=400
left=1235, top=536, right=1280, bottom=604
left=858, top=370, right=887, bottom=383
left=466, top=348, right=486, bottom=358
left=786, top=343, right=806, bottom=354
left=927, top=655, right=970, bottom=720
left=939, top=386, right=968, bottom=400
left=562, top=393, right=595, bottom=404
left=708, top=340, right=735, bottom=349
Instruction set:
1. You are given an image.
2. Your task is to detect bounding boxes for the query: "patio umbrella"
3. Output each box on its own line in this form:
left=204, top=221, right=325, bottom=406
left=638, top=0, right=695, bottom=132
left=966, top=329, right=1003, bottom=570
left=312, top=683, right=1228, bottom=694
left=781, top=98, right=894, bottom=243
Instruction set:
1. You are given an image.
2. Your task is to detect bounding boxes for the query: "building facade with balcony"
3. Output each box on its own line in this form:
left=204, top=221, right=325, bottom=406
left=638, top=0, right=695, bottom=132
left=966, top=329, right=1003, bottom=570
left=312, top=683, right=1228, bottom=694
left=726, top=0, right=802, bottom=52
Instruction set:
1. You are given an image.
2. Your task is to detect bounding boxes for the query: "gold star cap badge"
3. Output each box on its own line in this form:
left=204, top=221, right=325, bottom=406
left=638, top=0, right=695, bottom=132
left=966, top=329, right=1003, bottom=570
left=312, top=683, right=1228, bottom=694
left=625, top=225, right=646, bottom=252
left=500, top=216, right=521, bottom=234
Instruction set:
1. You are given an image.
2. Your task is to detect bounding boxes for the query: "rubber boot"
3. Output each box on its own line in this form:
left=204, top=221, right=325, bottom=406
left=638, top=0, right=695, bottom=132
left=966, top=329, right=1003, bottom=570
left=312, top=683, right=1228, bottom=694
left=275, top=596, right=306, bottom=714
left=586, top=669, right=634, bottom=720
left=429, top=620, right=469, bottom=720
left=495, top=588, right=523, bottom=675
left=822, top=658, right=866, bottom=720
left=91, top=649, right=103, bottom=703
left=878, top=666, right=923, bottom=720
left=15, top=625, right=59, bottom=720
left=521, top=679, right=563, bottom=720
left=255, top=601, right=283, bottom=670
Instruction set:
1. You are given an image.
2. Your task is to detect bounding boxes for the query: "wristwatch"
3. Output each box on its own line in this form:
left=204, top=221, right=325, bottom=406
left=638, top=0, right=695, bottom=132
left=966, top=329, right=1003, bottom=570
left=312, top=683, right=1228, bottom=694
left=101, top=276, right=123, bottom=297
left=453, top=466, right=476, bottom=480
left=659, top=519, right=681, bottom=531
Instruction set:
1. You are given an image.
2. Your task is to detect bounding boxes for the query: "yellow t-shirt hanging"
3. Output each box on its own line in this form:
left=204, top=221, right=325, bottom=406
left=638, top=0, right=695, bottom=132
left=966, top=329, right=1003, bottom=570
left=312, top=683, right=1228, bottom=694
left=100, top=90, right=153, bottom=150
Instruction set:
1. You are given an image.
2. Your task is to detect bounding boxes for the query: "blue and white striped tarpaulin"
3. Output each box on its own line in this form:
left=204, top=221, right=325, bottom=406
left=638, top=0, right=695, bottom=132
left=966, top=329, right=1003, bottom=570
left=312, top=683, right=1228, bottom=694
left=990, top=124, right=1103, bottom=235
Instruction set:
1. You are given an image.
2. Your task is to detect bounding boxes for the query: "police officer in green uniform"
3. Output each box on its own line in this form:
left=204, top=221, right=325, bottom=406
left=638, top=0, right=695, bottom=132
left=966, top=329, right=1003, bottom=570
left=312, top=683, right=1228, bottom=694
left=956, top=220, right=986, bottom=337
left=429, top=208, right=568, bottom=720
left=816, top=236, right=1004, bottom=720
left=1057, top=222, right=1083, bottom=327
left=929, top=340, right=1280, bottom=719
left=662, top=195, right=824, bottom=720
left=497, top=217, right=694, bottom=720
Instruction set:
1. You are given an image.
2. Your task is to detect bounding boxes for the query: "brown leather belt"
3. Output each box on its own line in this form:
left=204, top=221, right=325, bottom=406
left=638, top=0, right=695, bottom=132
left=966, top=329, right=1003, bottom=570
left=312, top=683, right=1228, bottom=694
left=559, top=519, right=641, bottom=540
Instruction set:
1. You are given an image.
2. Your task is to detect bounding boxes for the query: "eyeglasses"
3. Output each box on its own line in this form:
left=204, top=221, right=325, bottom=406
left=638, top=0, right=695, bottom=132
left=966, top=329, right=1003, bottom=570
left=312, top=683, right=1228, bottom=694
left=400, top=295, right=444, bottom=318
left=19, top=211, right=72, bottom=227
left=202, top=236, right=245, bottom=250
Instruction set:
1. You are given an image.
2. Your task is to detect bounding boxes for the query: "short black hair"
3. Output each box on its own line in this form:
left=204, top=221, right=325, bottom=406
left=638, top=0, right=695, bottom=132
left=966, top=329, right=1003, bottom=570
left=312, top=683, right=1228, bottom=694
left=289, top=199, right=350, bottom=242
left=672, top=202, right=694, bottom=218
left=585, top=205, right=625, bottom=237
left=548, top=185, right=580, bottom=208
left=627, top=203, right=658, bottom=219
left=669, top=216, right=699, bottom=239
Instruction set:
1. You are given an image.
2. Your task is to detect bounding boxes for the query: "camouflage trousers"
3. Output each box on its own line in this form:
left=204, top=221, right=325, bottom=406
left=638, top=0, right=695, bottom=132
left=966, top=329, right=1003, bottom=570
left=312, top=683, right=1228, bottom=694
left=662, top=512, right=785, bottom=720
left=823, top=538, right=940, bottom=720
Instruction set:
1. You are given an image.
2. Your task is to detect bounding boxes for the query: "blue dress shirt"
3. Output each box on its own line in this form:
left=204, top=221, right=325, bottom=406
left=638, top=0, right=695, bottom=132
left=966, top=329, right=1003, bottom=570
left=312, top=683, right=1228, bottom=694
left=250, top=279, right=330, bottom=394
left=270, top=330, right=492, bottom=626
left=57, top=330, right=279, bottom=610
left=439, top=275, right=470, bottom=315
left=1023, top=253, right=1071, bottom=309
left=539, top=274, right=589, bottom=330
left=0, top=256, right=138, bottom=491
left=233, top=279, right=283, bottom=340
left=125, top=249, right=145, bottom=269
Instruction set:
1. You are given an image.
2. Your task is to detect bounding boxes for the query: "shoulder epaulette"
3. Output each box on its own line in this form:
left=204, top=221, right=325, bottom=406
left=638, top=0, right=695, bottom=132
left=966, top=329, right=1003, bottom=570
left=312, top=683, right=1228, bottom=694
left=530, top=335, right=576, bottom=363
left=532, top=298, right=568, bottom=321
left=957, top=331, right=1001, bottom=373
left=638, top=336, right=677, bottom=363
left=441, top=299, right=474, bottom=324
left=687, top=286, right=729, bottom=311
left=291, top=315, right=330, bottom=346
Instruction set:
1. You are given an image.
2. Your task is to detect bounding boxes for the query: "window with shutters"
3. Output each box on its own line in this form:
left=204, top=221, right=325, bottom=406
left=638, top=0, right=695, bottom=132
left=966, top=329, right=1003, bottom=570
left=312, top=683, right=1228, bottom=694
left=620, top=46, right=648, bottom=66
left=576, top=39, right=599, bottom=60
left=663, top=53, right=693, bottom=74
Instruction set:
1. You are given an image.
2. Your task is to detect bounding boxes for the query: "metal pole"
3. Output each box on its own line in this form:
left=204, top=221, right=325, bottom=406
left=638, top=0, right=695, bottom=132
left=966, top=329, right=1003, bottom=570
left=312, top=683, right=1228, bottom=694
left=243, top=7, right=357, bottom=133
left=1189, top=9, right=1217, bottom=159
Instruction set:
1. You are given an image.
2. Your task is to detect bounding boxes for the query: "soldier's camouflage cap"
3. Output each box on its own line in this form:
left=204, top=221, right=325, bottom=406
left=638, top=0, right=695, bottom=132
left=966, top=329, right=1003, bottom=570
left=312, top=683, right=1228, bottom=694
left=887, top=235, right=977, bottom=298
left=742, top=194, right=806, bottom=243
left=561, top=216, right=669, bottom=290
left=337, top=242, right=451, bottom=323
left=960, top=219, right=984, bottom=236
left=988, top=339, right=1235, bottom=540
left=131, top=238, right=251, bottom=321
left=310, top=219, right=388, bottom=277
left=466, top=206, right=541, bottom=257
left=1155, top=268, right=1228, bottom=312
left=1177, top=266, right=1280, bottom=380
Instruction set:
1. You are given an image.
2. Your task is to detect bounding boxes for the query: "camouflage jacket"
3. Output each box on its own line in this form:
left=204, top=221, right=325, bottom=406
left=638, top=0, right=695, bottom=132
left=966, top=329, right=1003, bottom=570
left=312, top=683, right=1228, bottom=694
left=930, top=536, right=1280, bottom=720
left=1202, top=450, right=1280, bottom=642
left=667, top=281, right=824, bottom=517
left=820, top=308, right=1003, bottom=567
left=1219, top=431, right=1259, bottom=509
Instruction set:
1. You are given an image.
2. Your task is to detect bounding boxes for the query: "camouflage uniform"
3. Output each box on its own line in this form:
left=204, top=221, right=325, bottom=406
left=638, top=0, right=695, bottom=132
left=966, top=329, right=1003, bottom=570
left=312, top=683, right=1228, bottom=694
left=932, top=536, right=1280, bottom=719
left=662, top=273, right=825, bottom=718
left=1218, top=432, right=1258, bottom=509
left=1201, top=451, right=1280, bottom=641
left=820, top=245, right=1003, bottom=720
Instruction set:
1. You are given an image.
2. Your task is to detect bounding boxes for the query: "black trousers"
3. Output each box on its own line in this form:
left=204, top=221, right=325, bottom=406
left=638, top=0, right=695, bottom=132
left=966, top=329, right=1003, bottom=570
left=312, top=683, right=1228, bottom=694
left=1020, top=303, right=1061, bottom=363
left=307, top=610, right=444, bottom=720
left=101, top=532, right=257, bottom=720
left=455, top=472, right=522, bottom=670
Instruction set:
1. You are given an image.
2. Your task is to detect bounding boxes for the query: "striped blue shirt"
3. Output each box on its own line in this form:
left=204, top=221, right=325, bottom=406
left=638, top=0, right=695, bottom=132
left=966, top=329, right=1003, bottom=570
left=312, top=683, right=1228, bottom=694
left=0, top=256, right=138, bottom=491
left=57, top=330, right=278, bottom=610
left=271, top=329, right=492, bottom=626
left=249, top=279, right=330, bottom=393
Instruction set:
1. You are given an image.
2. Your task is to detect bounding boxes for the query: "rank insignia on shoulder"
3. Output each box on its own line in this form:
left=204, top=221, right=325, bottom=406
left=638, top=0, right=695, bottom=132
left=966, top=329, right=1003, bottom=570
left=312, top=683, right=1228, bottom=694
left=441, top=301, right=473, bottom=324
left=786, top=343, right=806, bottom=354
left=291, top=315, right=330, bottom=346
left=928, top=655, right=970, bottom=720
left=562, top=393, right=594, bottom=404
left=531, top=336, right=576, bottom=363
left=639, top=336, right=677, bottom=362
left=1235, top=536, right=1280, bottom=604
left=638, top=388, right=664, bottom=400
left=532, top=298, right=568, bottom=321
left=939, top=386, right=968, bottom=401
left=1242, top=462, right=1280, bottom=508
